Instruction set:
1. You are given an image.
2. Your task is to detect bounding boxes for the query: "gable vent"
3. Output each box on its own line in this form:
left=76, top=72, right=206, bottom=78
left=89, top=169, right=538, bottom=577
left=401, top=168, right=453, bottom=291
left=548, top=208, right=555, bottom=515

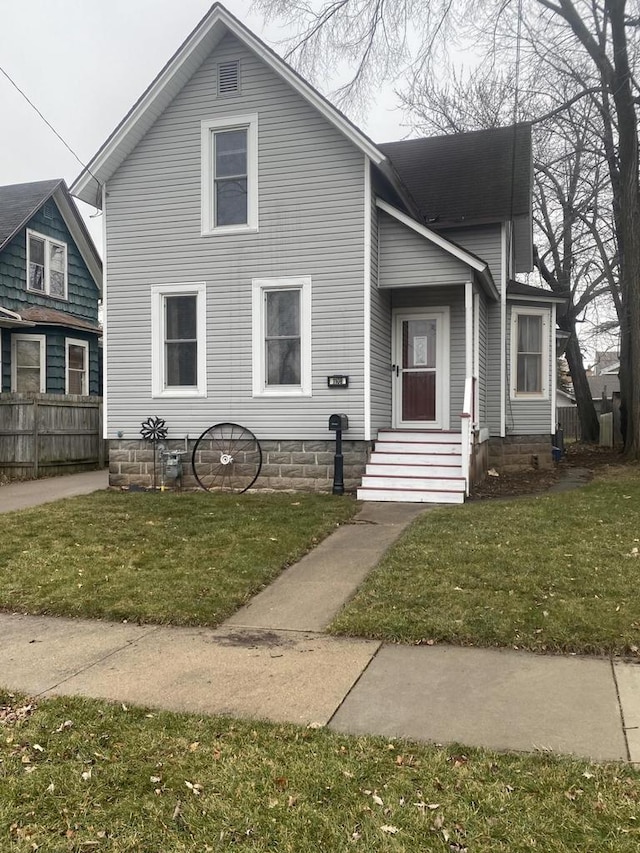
left=218, top=60, right=240, bottom=95
left=43, top=201, right=54, bottom=220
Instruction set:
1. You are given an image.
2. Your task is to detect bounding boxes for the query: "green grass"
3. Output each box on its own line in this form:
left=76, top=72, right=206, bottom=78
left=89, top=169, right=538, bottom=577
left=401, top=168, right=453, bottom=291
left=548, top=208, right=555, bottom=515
left=0, top=491, right=357, bottom=626
left=1, top=691, right=639, bottom=852
left=330, top=472, right=640, bottom=655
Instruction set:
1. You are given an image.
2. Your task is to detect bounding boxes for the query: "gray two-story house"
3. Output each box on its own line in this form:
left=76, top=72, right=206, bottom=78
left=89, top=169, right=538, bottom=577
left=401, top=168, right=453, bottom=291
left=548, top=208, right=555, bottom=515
left=71, top=2, right=563, bottom=501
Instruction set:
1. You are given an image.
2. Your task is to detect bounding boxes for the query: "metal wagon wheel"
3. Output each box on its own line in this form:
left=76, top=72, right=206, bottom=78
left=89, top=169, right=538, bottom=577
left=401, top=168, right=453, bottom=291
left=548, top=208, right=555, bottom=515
left=191, top=422, right=262, bottom=494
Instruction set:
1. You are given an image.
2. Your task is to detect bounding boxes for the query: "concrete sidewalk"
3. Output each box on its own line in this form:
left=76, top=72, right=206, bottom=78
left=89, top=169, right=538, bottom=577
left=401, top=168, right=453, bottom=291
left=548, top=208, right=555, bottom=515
left=0, top=469, right=108, bottom=513
left=1, top=475, right=639, bottom=763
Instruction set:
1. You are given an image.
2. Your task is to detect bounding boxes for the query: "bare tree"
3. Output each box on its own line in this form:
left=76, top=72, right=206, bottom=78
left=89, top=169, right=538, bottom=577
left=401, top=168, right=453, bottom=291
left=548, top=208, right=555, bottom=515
left=254, top=0, right=640, bottom=458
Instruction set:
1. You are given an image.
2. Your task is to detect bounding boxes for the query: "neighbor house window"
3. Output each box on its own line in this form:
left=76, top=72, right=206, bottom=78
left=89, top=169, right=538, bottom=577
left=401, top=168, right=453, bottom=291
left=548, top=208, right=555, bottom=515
left=27, top=229, right=67, bottom=299
left=151, top=283, right=206, bottom=397
left=66, top=338, right=89, bottom=395
left=11, top=334, right=46, bottom=393
left=510, top=307, right=549, bottom=398
left=201, top=114, right=258, bottom=235
left=252, top=277, right=311, bottom=396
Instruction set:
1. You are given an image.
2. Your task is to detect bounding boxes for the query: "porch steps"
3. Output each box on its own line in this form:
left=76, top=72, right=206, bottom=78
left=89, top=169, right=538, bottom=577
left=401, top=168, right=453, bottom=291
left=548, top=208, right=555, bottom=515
left=357, top=430, right=465, bottom=504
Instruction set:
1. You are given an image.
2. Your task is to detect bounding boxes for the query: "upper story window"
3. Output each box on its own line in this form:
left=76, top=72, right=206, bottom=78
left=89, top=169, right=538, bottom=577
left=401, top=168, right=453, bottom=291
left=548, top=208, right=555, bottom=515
left=27, top=229, right=67, bottom=299
left=510, top=307, right=549, bottom=399
left=201, top=114, right=258, bottom=236
left=151, top=283, right=207, bottom=398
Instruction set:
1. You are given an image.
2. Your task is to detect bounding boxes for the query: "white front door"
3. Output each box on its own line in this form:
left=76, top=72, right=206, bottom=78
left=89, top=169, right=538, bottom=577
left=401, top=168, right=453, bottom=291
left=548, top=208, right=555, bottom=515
left=392, top=309, right=450, bottom=430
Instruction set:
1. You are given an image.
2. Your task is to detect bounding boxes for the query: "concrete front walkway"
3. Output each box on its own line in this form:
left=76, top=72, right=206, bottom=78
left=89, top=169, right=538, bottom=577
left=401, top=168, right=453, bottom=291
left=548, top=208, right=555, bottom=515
left=1, top=472, right=639, bottom=763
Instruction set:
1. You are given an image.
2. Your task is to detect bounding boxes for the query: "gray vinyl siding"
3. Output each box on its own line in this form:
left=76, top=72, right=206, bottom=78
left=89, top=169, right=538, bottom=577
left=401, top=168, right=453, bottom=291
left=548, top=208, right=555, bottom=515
left=442, top=224, right=503, bottom=290
left=505, top=301, right=554, bottom=435
left=369, top=185, right=392, bottom=433
left=105, top=33, right=366, bottom=440
left=391, top=286, right=465, bottom=428
left=379, top=212, right=473, bottom=287
left=477, top=290, right=488, bottom=427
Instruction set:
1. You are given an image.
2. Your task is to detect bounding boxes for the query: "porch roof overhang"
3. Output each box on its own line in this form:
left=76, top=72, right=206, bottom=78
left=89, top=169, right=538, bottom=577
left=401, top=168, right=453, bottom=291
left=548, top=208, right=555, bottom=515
left=376, top=199, right=499, bottom=301
left=0, top=305, right=36, bottom=329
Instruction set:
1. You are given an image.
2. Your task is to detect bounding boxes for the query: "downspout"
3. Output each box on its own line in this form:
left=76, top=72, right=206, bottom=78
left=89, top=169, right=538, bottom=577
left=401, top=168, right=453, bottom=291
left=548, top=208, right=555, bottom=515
left=500, top=223, right=508, bottom=437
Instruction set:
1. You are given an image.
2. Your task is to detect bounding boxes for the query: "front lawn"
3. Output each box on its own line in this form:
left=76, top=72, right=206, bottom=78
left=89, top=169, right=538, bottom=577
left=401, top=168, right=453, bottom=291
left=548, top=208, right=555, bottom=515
left=330, top=470, right=640, bottom=655
left=1, top=692, right=639, bottom=852
left=0, top=491, right=357, bottom=626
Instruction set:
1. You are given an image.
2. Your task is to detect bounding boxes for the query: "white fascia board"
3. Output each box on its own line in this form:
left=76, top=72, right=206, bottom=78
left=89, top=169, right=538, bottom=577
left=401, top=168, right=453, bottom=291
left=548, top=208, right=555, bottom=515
left=376, top=199, right=499, bottom=300
left=72, top=5, right=386, bottom=205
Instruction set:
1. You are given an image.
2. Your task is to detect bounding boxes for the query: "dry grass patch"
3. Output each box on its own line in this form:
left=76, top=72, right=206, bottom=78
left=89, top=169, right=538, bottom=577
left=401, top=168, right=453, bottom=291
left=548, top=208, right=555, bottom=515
left=1, top=692, right=639, bottom=852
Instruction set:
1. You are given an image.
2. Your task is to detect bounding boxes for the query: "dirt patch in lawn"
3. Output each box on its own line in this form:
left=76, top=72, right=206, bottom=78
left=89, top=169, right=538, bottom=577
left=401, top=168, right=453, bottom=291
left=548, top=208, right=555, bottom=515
left=470, top=443, right=628, bottom=500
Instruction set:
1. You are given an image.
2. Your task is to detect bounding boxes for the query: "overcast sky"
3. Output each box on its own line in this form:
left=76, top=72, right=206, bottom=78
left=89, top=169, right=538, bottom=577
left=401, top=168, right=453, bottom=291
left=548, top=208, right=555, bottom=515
left=0, top=0, right=406, bottom=250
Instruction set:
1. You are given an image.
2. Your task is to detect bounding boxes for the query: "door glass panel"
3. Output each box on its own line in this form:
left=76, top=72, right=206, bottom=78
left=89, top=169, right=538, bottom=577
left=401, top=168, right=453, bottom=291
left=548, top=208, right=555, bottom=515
left=403, top=319, right=436, bottom=368
left=402, top=373, right=436, bottom=421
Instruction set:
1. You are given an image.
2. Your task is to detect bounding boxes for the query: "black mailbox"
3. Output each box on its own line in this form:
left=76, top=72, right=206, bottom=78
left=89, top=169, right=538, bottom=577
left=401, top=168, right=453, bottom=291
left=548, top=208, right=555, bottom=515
left=328, top=413, right=349, bottom=432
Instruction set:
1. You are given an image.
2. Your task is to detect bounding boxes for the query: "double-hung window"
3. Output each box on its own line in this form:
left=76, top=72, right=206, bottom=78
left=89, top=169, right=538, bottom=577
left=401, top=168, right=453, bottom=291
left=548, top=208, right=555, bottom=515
left=27, top=229, right=67, bottom=299
left=151, top=283, right=207, bottom=397
left=510, top=307, right=549, bottom=398
left=252, top=277, right=312, bottom=396
left=11, top=334, right=46, bottom=393
left=66, top=338, right=89, bottom=395
left=201, top=114, right=258, bottom=235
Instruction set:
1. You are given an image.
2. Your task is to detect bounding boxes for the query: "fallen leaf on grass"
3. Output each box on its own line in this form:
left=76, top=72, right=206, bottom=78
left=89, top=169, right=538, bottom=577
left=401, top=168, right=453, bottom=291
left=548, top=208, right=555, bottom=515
left=380, top=825, right=399, bottom=835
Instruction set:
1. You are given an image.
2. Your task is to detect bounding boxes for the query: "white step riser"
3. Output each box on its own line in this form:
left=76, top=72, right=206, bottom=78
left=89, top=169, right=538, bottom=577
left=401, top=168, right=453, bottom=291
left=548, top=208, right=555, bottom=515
left=376, top=441, right=462, bottom=454
left=377, top=431, right=462, bottom=444
left=361, top=476, right=465, bottom=491
left=357, top=488, right=465, bottom=504
left=366, top=464, right=463, bottom=478
left=370, top=452, right=461, bottom=466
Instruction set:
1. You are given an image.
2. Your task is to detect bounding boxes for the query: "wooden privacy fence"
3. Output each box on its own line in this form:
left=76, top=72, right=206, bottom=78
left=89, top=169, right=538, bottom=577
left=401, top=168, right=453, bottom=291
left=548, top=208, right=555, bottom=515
left=0, top=393, right=105, bottom=479
left=556, top=406, right=581, bottom=441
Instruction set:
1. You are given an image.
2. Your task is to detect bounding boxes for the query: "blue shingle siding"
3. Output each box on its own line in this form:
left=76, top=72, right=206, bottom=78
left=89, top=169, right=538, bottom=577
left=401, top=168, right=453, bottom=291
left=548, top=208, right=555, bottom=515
left=0, top=199, right=101, bottom=395
left=0, top=202, right=99, bottom=323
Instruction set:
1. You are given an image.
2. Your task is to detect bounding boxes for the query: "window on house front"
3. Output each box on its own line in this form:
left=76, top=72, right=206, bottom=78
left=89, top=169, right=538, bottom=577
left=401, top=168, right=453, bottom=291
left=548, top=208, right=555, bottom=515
left=11, top=334, right=46, bottom=393
left=27, top=230, right=67, bottom=299
left=252, top=277, right=311, bottom=396
left=66, top=338, right=89, bottom=395
left=201, top=114, right=258, bottom=235
left=510, top=308, right=549, bottom=398
left=151, top=283, right=207, bottom=397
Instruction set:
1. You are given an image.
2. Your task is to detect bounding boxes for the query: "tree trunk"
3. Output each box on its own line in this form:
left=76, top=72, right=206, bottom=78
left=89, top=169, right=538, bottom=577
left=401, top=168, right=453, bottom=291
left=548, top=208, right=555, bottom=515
left=559, top=321, right=600, bottom=442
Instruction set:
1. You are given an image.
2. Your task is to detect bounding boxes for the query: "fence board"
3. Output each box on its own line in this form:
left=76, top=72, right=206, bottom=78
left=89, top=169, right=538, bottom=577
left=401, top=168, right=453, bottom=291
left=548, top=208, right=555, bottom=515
left=556, top=407, right=581, bottom=441
left=0, top=393, right=105, bottom=479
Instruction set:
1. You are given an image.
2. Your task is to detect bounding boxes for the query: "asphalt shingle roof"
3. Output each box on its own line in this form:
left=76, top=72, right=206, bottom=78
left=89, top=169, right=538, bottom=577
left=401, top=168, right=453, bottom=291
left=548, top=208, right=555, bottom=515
left=0, top=180, right=62, bottom=251
left=379, top=124, right=532, bottom=227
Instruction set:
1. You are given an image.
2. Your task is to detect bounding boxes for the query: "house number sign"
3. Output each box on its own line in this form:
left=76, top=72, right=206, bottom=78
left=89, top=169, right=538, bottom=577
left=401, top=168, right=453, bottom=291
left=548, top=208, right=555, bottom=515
left=327, top=375, right=349, bottom=388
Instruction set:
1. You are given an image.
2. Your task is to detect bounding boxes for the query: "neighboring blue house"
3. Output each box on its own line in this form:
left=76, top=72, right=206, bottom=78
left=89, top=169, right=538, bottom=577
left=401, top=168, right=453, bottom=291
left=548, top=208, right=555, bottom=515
left=0, top=179, right=102, bottom=396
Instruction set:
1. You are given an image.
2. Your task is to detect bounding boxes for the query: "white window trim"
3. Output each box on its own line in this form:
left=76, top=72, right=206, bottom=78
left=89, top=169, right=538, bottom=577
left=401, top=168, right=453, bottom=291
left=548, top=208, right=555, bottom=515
left=26, top=228, right=68, bottom=299
left=252, top=276, right=312, bottom=397
left=151, top=283, right=207, bottom=398
left=65, top=337, right=89, bottom=395
left=510, top=306, right=550, bottom=400
left=201, top=113, right=258, bottom=236
left=11, top=333, right=46, bottom=393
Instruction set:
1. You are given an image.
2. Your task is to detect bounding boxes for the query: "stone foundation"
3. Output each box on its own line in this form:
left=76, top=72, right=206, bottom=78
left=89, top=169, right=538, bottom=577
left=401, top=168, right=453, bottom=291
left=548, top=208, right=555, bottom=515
left=487, top=434, right=553, bottom=474
left=108, top=438, right=370, bottom=493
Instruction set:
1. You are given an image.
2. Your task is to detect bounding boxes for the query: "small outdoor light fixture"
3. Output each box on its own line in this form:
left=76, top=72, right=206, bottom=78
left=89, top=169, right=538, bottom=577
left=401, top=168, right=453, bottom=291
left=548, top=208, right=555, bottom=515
left=328, top=413, right=349, bottom=494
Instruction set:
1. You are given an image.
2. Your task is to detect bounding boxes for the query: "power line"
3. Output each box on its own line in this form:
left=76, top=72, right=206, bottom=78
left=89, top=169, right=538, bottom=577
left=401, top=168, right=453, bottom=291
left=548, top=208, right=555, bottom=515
left=0, top=63, right=101, bottom=195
